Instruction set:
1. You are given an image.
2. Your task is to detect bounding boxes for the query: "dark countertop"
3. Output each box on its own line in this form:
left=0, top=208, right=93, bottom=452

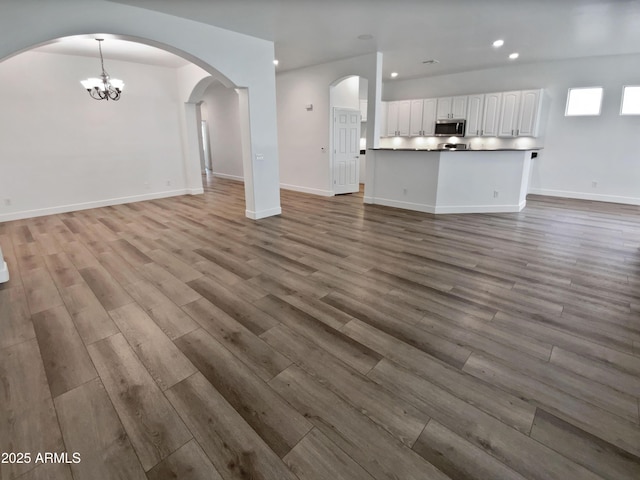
left=370, top=148, right=542, bottom=152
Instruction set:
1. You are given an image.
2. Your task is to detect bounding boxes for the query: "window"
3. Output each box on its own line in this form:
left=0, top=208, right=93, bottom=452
left=620, top=86, right=640, bottom=115
left=565, top=87, right=603, bottom=116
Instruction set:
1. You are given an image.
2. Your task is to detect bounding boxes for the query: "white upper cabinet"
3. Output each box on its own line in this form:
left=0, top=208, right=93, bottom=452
left=409, top=98, right=437, bottom=136
left=437, top=95, right=468, bottom=119
left=386, top=100, right=411, bottom=136
left=421, top=98, right=438, bottom=136
left=451, top=96, right=468, bottom=119
left=465, top=94, right=484, bottom=137
left=498, top=91, right=522, bottom=137
left=466, top=93, right=503, bottom=137
left=482, top=92, right=502, bottom=137
left=385, top=101, right=398, bottom=136
left=498, top=89, right=543, bottom=137
left=517, top=90, right=542, bottom=136
left=380, top=89, right=543, bottom=138
left=436, top=97, right=452, bottom=120
left=397, top=101, right=411, bottom=136
left=410, top=99, right=424, bottom=136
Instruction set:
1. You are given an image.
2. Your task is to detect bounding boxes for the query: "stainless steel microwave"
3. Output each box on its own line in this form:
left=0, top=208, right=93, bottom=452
left=434, top=119, right=466, bottom=137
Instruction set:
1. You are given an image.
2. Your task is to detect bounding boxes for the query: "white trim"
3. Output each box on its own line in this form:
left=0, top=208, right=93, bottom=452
left=212, top=172, right=244, bottom=182
left=367, top=197, right=436, bottom=213
left=0, top=261, right=8, bottom=284
left=528, top=188, right=640, bottom=206
left=187, top=187, right=204, bottom=195
left=434, top=201, right=526, bottom=214
left=245, top=207, right=282, bottom=220
left=280, top=183, right=334, bottom=197
left=366, top=197, right=525, bottom=214
left=0, top=189, right=193, bottom=223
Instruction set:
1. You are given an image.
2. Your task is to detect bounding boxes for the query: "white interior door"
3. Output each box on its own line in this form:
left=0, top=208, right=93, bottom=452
left=333, top=108, right=361, bottom=194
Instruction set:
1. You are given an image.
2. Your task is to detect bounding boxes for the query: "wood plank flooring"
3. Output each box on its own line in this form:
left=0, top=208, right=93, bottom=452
left=1, top=176, right=640, bottom=479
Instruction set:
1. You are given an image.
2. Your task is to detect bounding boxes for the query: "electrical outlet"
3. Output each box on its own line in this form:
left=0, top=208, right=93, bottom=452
left=4, top=199, right=11, bottom=206
left=592, top=181, right=598, bottom=188
left=493, top=190, right=499, bottom=198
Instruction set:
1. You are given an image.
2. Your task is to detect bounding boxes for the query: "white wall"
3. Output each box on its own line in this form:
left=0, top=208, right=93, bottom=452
left=383, top=53, right=640, bottom=205
left=0, top=51, right=187, bottom=221
left=201, top=82, right=244, bottom=181
left=276, top=53, right=382, bottom=196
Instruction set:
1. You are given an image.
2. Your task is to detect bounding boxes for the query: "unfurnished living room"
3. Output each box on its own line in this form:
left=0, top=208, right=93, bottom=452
left=1, top=1, right=640, bottom=479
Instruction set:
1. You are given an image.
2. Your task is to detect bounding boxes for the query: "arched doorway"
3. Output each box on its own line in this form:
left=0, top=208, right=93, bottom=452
left=0, top=2, right=281, bottom=219
left=329, top=75, right=368, bottom=195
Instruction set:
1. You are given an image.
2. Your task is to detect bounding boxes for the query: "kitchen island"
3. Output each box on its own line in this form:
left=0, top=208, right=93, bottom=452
left=363, top=148, right=538, bottom=214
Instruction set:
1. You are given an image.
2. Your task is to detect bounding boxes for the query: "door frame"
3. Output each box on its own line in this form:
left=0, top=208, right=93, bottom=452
left=331, top=106, right=361, bottom=195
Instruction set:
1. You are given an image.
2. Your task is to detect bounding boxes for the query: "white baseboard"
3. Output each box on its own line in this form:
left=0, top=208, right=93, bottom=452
left=245, top=207, right=282, bottom=220
left=367, top=197, right=436, bottom=213
left=365, top=197, right=525, bottom=214
left=528, top=188, right=640, bottom=206
left=187, top=187, right=204, bottom=195
left=0, top=189, right=193, bottom=223
left=212, top=172, right=244, bottom=182
left=0, top=261, right=8, bottom=283
left=280, top=183, right=334, bottom=197
left=434, top=202, right=525, bottom=214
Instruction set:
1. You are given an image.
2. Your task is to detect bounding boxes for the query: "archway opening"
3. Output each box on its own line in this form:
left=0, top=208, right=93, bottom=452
left=0, top=34, right=253, bottom=221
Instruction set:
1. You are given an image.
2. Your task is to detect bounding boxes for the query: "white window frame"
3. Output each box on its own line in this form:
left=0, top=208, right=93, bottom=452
left=620, top=85, right=640, bottom=115
left=565, top=87, right=603, bottom=116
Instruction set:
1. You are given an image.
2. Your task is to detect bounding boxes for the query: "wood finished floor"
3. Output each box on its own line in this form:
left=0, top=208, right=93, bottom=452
left=1, top=176, right=640, bottom=480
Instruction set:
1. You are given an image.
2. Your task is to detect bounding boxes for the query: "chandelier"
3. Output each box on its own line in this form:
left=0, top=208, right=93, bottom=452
left=80, top=39, right=124, bottom=101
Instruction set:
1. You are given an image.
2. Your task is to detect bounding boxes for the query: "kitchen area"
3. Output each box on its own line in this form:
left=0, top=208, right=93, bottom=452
left=364, top=88, right=549, bottom=214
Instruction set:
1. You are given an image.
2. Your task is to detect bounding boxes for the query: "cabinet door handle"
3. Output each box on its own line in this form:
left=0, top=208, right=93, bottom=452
left=511, top=129, right=514, bottom=136
left=516, top=129, right=520, bottom=136
left=480, top=129, right=483, bottom=136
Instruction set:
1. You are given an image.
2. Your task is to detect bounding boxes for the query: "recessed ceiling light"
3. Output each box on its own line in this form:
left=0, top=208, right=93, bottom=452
left=509, top=52, right=519, bottom=60
left=492, top=39, right=504, bottom=48
left=390, top=72, right=399, bottom=78
left=357, top=34, right=374, bottom=40
left=273, top=59, right=279, bottom=66
left=422, top=59, right=439, bottom=65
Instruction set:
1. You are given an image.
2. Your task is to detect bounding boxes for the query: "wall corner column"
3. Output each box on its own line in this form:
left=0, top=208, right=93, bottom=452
left=184, top=102, right=205, bottom=195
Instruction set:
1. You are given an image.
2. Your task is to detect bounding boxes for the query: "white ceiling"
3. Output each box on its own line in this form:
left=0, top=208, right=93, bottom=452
left=39, top=0, right=640, bottom=79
